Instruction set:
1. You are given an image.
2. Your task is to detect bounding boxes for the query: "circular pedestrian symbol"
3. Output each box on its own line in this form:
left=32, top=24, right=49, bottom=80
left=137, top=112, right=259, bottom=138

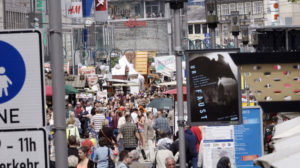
left=0, top=41, right=26, bottom=104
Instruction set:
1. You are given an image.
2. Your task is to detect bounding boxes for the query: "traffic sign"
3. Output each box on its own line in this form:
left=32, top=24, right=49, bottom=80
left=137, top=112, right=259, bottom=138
left=0, top=128, right=48, bottom=168
left=0, top=30, right=45, bottom=129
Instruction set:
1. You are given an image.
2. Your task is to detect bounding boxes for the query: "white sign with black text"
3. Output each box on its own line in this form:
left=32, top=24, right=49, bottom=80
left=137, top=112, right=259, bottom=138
left=0, top=129, right=48, bottom=168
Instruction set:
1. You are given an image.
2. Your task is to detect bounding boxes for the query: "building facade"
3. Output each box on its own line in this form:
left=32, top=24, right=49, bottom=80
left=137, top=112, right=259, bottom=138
left=107, top=0, right=172, bottom=56
left=216, top=0, right=264, bottom=47
left=263, top=0, right=300, bottom=26
left=187, top=0, right=209, bottom=49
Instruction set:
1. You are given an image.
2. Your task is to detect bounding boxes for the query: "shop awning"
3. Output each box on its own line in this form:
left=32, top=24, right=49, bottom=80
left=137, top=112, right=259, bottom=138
left=158, top=80, right=186, bottom=86
left=164, top=86, right=187, bottom=95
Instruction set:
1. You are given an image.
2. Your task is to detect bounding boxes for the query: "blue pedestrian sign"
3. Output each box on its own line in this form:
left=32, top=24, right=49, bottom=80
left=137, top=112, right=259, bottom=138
left=0, top=30, right=45, bottom=130
left=0, top=41, right=26, bottom=104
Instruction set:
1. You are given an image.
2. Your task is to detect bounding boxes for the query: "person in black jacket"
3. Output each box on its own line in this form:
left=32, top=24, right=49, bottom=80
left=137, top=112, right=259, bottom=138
left=170, top=131, right=194, bottom=167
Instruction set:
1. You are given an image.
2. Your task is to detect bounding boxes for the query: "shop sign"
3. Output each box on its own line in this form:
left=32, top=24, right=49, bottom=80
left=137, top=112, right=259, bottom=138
left=67, top=1, right=83, bottom=18
left=80, top=67, right=96, bottom=75
left=87, top=75, right=98, bottom=87
left=124, top=18, right=146, bottom=28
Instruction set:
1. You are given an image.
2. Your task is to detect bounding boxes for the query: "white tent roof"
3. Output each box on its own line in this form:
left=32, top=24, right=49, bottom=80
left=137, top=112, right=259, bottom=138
left=112, top=56, right=139, bottom=76
left=255, top=117, right=300, bottom=168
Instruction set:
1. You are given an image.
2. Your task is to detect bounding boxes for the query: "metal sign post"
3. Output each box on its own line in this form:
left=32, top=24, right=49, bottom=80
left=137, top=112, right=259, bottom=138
left=166, top=0, right=187, bottom=167
left=49, top=0, right=68, bottom=167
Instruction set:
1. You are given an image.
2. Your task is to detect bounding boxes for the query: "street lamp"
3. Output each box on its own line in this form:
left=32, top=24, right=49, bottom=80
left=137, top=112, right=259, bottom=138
left=205, top=0, right=218, bottom=49
left=241, top=15, right=249, bottom=52
left=231, top=11, right=240, bottom=48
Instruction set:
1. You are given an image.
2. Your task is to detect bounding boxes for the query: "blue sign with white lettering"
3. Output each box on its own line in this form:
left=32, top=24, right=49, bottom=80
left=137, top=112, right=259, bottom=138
left=0, top=41, right=26, bottom=104
left=234, top=107, right=263, bottom=168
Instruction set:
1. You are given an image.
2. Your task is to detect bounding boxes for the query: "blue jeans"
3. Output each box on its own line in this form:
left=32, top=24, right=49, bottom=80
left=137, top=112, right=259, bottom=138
left=118, top=138, right=124, bottom=152
left=192, top=154, right=198, bottom=168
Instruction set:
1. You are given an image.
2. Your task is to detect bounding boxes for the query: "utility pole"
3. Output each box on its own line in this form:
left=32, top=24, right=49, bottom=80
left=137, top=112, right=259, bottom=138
left=166, top=0, right=186, bottom=167
left=49, top=0, right=68, bottom=168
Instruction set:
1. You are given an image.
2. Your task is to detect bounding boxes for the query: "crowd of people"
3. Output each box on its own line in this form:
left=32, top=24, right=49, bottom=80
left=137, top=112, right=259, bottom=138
left=46, top=89, right=232, bottom=168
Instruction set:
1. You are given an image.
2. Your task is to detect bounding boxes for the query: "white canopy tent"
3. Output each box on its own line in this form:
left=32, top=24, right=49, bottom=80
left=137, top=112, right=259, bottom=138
left=111, top=56, right=144, bottom=93
left=254, top=116, right=300, bottom=168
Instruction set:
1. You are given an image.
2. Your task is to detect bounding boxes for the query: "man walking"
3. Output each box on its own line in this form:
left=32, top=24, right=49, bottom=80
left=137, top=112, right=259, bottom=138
left=91, top=108, right=105, bottom=136
left=117, top=114, right=140, bottom=152
left=153, top=110, right=171, bottom=140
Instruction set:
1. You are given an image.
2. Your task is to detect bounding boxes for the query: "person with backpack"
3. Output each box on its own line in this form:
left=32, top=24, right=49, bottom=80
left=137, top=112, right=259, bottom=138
left=67, top=118, right=81, bottom=144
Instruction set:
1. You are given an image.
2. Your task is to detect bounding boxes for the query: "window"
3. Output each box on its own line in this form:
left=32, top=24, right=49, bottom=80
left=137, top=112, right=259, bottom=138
left=146, top=1, right=165, bottom=18
left=245, top=2, right=252, bottom=15
left=221, top=4, right=229, bottom=16
left=253, top=1, right=263, bottom=14
left=237, top=3, right=244, bottom=15
left=217, top=5, right=221, bottom=17
left=216, top=26, right=219, bottom=37
left=202, top=24, right=208, bottom=34
left=188, top=25, right=194, bottom=34
left=229, top=3, right=236, bottom=14
left=108, top=2, right=144, bottom=19
left=195, top=24, right=201, bottom=34
left=223, top=25, right=228, bottom=36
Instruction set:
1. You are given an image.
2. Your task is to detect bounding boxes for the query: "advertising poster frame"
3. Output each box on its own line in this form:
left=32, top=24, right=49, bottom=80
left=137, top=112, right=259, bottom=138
left=186, top=49, right=242, bottom=126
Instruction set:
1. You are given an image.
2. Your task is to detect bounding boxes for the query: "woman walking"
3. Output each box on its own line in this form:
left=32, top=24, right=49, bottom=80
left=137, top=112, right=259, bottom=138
left=94, top=137, right=116, bottom=168
left=77, top=146, right=95, bottom=168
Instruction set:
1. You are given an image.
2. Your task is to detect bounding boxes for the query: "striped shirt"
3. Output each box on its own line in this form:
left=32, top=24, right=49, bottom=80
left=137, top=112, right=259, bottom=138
left=92, top=113, right=105, bottom=132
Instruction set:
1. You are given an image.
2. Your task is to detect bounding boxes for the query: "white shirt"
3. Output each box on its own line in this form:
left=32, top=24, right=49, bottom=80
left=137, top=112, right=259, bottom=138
left=117, top=116, right=126, bottom=129
left=131, top=112, right=138, bottom=124
left=86, top=105, right=93, bottom=115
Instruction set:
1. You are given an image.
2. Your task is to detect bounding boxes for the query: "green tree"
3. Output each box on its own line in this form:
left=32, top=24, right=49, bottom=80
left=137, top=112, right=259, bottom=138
left=288, top=0, right=299, bottom=2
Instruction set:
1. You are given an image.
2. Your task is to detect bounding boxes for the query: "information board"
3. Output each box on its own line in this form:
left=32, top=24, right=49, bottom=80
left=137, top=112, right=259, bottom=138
left=0, top=30, right=45, bottom=129
left=234, top=107, right=263, bottom=168
left=0, top=129, right=48, bottom=168
left=202, top=126, right=236, bottom=168
left=186, top=50, right=242, bottom=125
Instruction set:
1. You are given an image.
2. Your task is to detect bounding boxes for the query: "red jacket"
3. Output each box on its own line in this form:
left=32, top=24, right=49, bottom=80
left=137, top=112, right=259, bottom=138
left=191, top=126, right=202, bottom=153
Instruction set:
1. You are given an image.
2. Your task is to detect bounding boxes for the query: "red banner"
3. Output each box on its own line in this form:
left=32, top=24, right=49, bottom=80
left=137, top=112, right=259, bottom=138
left=95, top=0, right=106, bottom=11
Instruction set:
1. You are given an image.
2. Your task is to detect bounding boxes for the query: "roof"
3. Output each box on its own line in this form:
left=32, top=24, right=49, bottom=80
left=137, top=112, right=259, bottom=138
left=45, top=75, right=87, bottom=88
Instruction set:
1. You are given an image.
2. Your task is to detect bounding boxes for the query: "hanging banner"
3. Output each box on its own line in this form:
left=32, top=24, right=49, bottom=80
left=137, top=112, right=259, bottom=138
left=94, top=0, right=108, bottom=22
left=154, top=55, right=176, bottom=75
left=67, top=1, right=83, bottom=18
left=186, top=50, right=242, bottom=126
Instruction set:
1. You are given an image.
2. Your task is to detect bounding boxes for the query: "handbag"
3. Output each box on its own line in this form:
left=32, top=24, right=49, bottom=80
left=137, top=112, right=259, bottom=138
left=107, top=147, right=115, bottom=168
left=100, top=129, right=116, bottom=149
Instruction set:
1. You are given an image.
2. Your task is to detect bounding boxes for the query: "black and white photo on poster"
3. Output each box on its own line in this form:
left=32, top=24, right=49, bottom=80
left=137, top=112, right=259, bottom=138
left=187, top=51, right=242, bottom=125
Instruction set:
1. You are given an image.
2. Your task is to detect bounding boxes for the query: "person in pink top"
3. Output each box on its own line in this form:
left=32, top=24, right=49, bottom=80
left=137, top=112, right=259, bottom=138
left=137, top=109, right=146, bottom=148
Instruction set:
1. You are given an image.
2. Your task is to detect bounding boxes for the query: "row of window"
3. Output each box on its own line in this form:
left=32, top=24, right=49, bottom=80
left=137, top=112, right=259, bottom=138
left=188, top=24, right=208, bottom=35
left=217, top=1, right=263, bottom=16
left=108, top=1, right=165, bottom=20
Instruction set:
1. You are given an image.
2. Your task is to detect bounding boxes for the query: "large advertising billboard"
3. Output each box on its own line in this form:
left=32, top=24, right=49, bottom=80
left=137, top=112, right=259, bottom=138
left=186, top=50, right=242, bottom=125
